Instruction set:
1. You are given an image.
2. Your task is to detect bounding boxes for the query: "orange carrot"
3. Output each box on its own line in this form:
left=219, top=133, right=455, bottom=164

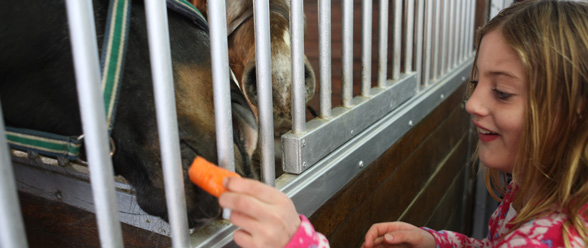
left=189, top=156, right=241, bottom=198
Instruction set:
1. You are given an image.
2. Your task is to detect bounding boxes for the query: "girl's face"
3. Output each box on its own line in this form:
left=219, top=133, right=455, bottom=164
left=466, top=29, right=528, bottom=173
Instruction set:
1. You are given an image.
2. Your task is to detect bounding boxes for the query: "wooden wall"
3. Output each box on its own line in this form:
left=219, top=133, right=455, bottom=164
left=309, top=83, right=476, bottom=247
left=19, top=192, right=171, bottom=247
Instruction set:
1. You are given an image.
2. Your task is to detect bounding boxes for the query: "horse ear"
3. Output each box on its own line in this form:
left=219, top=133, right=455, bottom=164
left=190, top=0, right=208, bottom=20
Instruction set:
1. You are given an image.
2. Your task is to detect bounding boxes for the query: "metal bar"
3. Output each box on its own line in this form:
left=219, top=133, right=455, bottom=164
left=377, top=0, right=389, bottom=88
left=361, top=0, right=373, bottom=96
left=469, top=0, right=475, bottom=57
left=453, top=0, right=460, bottom=67
left=441, top=0, right=449, bottom=74
left=392, top=0, right=402, bottom=80
left=461, top=0, right=468, bottom=61
left=319, top=0, right=332, bottom=118
left=65, top=0, right=123, bottom=247
left=459, top=0, right=466, bottom=62
left=423, top=0, right=433, bottom=87
left=208, top=0, right=236, bottom=170
left=0, top=104, right=28, bottom=248
left=342, top=0, right=354, bottom=107
left=432, top=0, right=441, bottom=80
left=291, top=0, right=306, bottom=133
left=253, top=0, right=276, bottom=186
left=415, top=0, right=424, bottom=88
left=447, top=0, right=455, bottom=70
left=404, top=0, right=415, bottom=73
left=144, top=1, right=190, bottom=247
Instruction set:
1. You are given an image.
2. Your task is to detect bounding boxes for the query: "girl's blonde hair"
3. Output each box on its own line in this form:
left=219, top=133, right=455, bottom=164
left=470, top=0, right=588, bottom=246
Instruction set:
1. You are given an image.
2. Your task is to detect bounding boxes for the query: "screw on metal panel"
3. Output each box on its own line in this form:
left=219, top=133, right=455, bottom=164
left=301, top=139, right=306, bottom=147
left=55, top=190, right=62, bottom=200
left=440, top=94, right=445, bottom=99
left=303, top=162, right=307, bottom=168
left=462, top=76, right=466, bottom=81
left=350, top=129, right=354, bottom=134
left=358, top=161, right=364, bottom=168
left=409, top=120, right=413, bottom=126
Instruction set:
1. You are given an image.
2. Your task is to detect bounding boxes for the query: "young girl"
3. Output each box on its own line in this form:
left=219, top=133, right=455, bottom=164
left=219, top=1, right=588, bottom=247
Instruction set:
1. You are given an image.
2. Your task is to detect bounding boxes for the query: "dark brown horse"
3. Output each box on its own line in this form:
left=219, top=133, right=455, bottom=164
left=0, top=0, right=258, bottom=228
left=192, top=0, right=317, bottom=167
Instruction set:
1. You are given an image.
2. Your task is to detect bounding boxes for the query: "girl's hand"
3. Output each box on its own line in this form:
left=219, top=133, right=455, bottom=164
left=219, top=177, right=300, bottom=248
left=361, top=222, right=435, bottom=248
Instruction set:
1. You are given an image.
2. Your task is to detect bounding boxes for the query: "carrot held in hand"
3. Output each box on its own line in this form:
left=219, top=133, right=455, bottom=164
left=188, top=156, right=241, bottom=198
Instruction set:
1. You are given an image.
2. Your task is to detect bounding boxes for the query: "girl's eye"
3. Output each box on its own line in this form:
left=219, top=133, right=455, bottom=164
left=492, top=88, right=513, bottom=100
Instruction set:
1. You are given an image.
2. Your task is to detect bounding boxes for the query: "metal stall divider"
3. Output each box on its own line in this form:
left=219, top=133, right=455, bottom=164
left=1, top=0, right=480, bottom=247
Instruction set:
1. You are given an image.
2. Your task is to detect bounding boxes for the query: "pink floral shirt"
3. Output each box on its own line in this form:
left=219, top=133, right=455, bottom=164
left=285, top=215, right=330, bottom=248
left=423, top=183, right=588, bottom=247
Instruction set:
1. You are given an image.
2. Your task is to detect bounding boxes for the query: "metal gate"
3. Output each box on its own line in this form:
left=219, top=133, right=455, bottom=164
left=1, top=0, right=479, bottom=247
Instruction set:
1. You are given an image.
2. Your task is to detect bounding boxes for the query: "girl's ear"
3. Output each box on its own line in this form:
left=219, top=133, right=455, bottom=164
left=190, top=0, right=208, bottom=20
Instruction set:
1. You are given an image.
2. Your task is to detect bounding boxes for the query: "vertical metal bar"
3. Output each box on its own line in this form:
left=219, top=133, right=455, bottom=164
left=65, top=0, right=123, bottom=247
left=361, top=0, right=373, bottom=96
left=432, top=0, right=441, bottom=80
left=404, top=0, right=415, bottom=73
left=291, top=0, right=306, bottom=133
left=459, top=0, right=466, bottom=62
left=469, top=0, right=475, bottom=57
left=447, top=0, right=455, bottom=70
left=208, top=0, right=236, bottom=170
left=453, top=0, right=460, bottom=67
left=253, top=0, right=275, bottom=186
left=415, top=0, right=424, bottom=88
left=461, top=0, right=469, bottom=61
left=319, top=0, right=332, bottom=118
left=441, top=0, right=449, bottom=74
left=423, top=0, right=433, bottom=87
left=342, top=0, right=354, bottom=107
left=144, top=1, right=190, bottom=247
left=377, top=0, right=389, bottom=88
left=392, top=0, right=402, bottom=80
left=0, top=104, right=28, bottom=248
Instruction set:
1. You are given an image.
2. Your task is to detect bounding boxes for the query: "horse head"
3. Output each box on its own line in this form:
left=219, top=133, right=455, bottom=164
left=0, top=0, right=258, bottom=229
left=192, top=0, right=316, bottom=162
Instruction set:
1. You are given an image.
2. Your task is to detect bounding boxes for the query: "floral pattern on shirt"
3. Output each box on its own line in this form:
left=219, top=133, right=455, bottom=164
left=422, top=182, right=588, bottom=248
left=285, top=215, right=330, bottom=248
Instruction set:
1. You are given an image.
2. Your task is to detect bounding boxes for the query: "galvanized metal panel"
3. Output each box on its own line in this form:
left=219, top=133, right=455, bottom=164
left=282, top=74, right=417, bottom=174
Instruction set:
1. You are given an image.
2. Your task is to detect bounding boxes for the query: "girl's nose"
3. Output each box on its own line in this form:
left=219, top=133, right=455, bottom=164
left=465, top=86, right=488, bottom=117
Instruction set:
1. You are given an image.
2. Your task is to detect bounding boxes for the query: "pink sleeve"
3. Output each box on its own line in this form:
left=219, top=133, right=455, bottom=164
left=421, top=227, right=491, bottom=248
left=284, top=215, right=330, bottom=248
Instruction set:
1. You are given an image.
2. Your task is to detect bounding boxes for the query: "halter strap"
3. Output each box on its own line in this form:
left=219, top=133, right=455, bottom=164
left=227, top=3, right=290, bottom=37
left=227, top=8, right=253, bottom=37
left=166, top=0, right=208, bottom=33
left=5, top=0, right=131, bottom=160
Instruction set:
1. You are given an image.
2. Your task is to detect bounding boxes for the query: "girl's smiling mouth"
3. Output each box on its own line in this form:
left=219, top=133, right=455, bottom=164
left=476, top=127, right=499, bottom=142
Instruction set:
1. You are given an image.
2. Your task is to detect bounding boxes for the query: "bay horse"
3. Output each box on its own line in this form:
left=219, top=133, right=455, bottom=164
left=0, top=0, right=258, bottom=228
left=191, top=0, right=317, bottom=168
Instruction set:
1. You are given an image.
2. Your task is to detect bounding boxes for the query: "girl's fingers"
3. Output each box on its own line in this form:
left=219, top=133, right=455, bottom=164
left=233, top=229, right=256, bottom=248
left=223, top=177, right=284, bottom=204
left=219, top=191, right=268, bottom=224
left=364, top=222, right=419, bottom=247
left=226, top=208, right=264, bottom=235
